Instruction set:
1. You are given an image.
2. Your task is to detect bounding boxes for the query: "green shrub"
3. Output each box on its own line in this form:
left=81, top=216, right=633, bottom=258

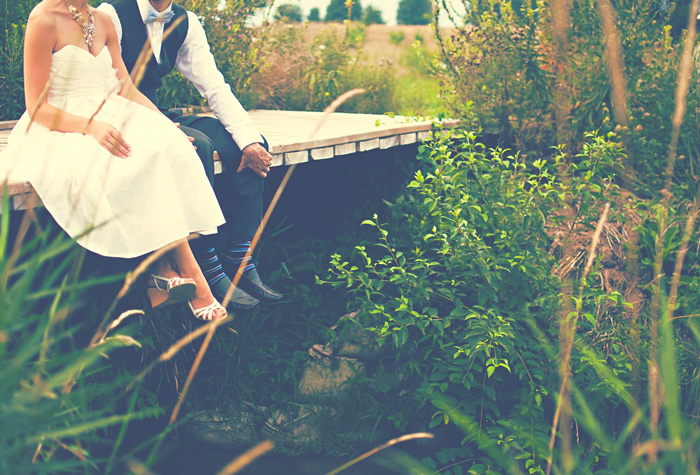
left=251, top=22, right=398, bottom=114
left=276, top=3, right=303, bottom=23
left=319, top=129, right=663, bottom=473
left=157, top=0, right=269, bottom=111
left=436, top=0, right=700, bottom=198
left=390, top=30, right=406, bottom=45
left=0, top=0, right=40, bottom=120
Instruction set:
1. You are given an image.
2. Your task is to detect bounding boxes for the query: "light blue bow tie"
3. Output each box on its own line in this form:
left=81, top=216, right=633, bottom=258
left=144, top=9, right=175, bottom=24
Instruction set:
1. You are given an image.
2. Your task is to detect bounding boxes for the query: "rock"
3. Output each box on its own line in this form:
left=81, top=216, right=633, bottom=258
left=262, top=406, right=335, bottom=447
left=330, top=311, right=382, bottom=361
left=188, top=402, right=334, bottom=448
left=188, top=401, right=261, bottom=446
left=297, top=354, right=366, bottom=399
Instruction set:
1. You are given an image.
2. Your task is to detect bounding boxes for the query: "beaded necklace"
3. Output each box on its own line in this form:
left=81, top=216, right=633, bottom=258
left=65, top=1, right=95, bottom=47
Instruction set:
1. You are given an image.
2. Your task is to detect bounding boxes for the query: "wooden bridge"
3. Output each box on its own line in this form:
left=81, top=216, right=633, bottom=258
left=0, top=110, right=459, bottom=210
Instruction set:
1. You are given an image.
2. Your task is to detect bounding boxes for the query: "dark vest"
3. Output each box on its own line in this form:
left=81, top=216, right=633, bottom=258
left=108, top=0, right=189, bottom=105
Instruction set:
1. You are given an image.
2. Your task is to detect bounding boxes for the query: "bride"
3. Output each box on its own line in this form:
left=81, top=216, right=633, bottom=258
left=0, top=0, right=229, bottom=321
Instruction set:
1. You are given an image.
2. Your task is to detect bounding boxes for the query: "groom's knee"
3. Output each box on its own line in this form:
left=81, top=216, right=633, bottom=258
left=180, top=125, right=216, bottom=184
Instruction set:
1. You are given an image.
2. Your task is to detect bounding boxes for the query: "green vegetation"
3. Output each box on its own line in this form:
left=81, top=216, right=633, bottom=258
left=397, top=0, right=433, bottom=25
left=325, top=0, right=363, bottom=22
left=362, top=6, right=384, bottom=25
left=308, top=7, right=321, bottom=22
left=0, top=0, right=39, bottom=120
left=7, top=0, right=700, bottom=474
left=275, top=3, right=303, bottom=23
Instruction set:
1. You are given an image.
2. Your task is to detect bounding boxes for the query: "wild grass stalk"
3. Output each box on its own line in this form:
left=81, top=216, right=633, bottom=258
left=547, top=202, right=611, bottom=475
left=168, top=88, right=367, bottom=426
left=647, top=0, right=700, bottom=464
left=549, top=0, right=572, bottom=150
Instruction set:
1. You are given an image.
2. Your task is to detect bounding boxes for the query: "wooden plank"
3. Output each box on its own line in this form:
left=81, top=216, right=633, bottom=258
left=310, top=146, right=334, bottom=160
left=400, top=133, right=417, bottom=145
left=359, top=138, right=380, bottom=152
left=284, top=150, right=308, bottom=165
left=271, top=153, right=284, bottom=167
left=245, top=111, right=458, bottom=154
left=0, top=111, right=458, bottom=211
left=335, top=142, right=357, bottom=156
left=0, top=120, right=18, bottom=131
left=380, top=136, right=400, bottom=149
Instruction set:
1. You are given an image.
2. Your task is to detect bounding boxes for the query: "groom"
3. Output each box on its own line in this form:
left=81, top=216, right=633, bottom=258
left=98, top=0, right=283, bottom=309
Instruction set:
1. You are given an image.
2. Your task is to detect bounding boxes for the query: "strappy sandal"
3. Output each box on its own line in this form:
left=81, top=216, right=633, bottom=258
left=147, top=274, right=197, bottom=309
left=188, top=299, right=228, bottom=321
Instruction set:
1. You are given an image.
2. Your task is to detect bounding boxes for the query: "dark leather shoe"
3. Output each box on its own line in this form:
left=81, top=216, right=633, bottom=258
left=211, top=275, right=260, bottom=311
left=236, top=268, right=283, bottom=302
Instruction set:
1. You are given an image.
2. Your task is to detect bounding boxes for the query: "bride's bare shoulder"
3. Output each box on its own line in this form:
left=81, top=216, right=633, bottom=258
left=93, top=9, right=116, bottom=32
left=27, top=1, right=59, bottom=31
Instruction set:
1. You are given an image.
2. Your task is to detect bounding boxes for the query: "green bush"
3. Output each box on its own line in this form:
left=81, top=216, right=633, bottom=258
left=436, top=0, right=700, bottom=198
left=318, top=129, right=685, bottom=473
left=0, top=0, right=40, bottom=120
left=276, top=3, right=303, bottom=23
left=157, top=0, right=268, bottom=110
left=325, top=0, right=363, bottom=22
left=251, top=22, right=398, bottom=114
left=390, top=31, right=406, bottom=45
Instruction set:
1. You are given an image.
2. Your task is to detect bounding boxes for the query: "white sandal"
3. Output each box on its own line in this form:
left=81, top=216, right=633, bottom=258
left=148, top=275, right=197, bottom=309
left=188, top=299, right=228, bottom=321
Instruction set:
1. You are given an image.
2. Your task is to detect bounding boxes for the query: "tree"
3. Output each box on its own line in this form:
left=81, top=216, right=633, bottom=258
left=275, top=3, right=303, bottom=22
left=308, top=7, right=321, bottom=21
left=396, top=0, right=433, bottom=25
left=325, top=0, right=363, bottom=22
left=362, top=6, right=385, bottom=25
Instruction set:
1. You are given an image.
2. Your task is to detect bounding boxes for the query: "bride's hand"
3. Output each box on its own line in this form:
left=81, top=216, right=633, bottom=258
left=86, top=120, right=131, bottom=158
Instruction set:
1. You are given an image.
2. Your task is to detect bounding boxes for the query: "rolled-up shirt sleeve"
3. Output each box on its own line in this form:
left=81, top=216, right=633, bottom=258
left=176, top=12, right=263, bottom=150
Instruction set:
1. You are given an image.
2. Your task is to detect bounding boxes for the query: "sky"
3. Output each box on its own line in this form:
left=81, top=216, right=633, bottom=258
left=258, top=0, right=467, bottom=26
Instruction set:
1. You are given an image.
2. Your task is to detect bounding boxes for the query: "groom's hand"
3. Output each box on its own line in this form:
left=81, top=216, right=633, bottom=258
left=238, top=143, right=272, bottom=178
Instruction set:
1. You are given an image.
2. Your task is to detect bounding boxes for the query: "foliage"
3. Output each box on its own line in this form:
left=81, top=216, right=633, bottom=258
left=251, top=21, right=398, bottom=114
left=308, top=7, right=321, bottom=21
left=156, top=0, right=271, bottom=110
left=390, top=30, right=406, bottom=45
left=276, top=3, right=303, bottom=22
left=318, top=129, right=680, bottom=473
left=362, top=6, right=385, bottom=25
left=397, top=0, right=433, bottom=25
left=325, top=0, right=363, bottom=22
left=0, top=210, right=166, bottom=474
left=0, top=0, right=39, bottom=120
left=435, top=0, right=700, bottom=198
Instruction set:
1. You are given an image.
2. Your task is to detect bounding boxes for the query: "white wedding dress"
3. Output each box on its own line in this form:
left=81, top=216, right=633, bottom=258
left=0, top=45, right=225, bottom=258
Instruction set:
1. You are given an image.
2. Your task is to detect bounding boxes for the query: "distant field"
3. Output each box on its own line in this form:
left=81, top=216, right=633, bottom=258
left=303, top=22, right=453, bottom=72
left=301, top=22, right=452, bottom=116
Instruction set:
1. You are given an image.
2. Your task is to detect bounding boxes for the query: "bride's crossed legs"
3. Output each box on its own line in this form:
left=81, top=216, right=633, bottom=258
left=148, top=239, right=228, bottom=321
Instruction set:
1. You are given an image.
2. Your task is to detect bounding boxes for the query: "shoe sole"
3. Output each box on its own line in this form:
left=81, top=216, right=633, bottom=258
left=150, top=282, right=197, bottom=309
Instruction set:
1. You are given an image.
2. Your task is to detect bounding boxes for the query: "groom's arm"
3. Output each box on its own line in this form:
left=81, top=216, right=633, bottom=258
left=175, top=12, right=264, bottom=152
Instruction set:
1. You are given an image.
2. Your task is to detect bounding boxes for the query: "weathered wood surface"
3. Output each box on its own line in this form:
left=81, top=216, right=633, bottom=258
left=0, top=111, right=457, bottom=208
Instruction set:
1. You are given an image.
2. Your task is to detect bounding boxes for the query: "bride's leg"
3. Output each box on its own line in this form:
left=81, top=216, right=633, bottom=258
left=171, top=240, right=227, bottom=320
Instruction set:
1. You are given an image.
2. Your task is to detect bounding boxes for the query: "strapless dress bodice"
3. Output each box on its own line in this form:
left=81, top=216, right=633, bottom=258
left=49, top=45, right=120, bottom=100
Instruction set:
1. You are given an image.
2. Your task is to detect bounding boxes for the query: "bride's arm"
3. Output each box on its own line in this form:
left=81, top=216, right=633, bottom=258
left=99, top=12, right=160, bottom=113
left=24, top=8, right=131, bottom=158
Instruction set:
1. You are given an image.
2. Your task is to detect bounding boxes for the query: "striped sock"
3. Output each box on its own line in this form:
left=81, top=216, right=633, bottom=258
left=193, top=247, right=227, bottom=287
left=226, top=241, right=256, bottom=274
